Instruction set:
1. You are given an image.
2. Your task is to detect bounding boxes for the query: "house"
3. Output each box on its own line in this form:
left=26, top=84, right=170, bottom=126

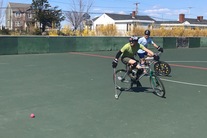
left=155, top=14, right=207, bottom=29
left=93, top=12, right=155, bottom=35
left=5, top=2, right=33, bottom=31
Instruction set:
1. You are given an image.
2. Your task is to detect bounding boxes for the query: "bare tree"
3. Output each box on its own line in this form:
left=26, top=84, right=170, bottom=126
left=65, top=0, right=93, bottom=31
left=0, top=0, right=4, bottom=26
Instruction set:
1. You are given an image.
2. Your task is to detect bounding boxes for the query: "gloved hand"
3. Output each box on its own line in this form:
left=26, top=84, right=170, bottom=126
left=112, top=59, right=118, bottom=68
left=157, top=46, right=163, bottom=52
left=153, top=54, right=160, bottom=61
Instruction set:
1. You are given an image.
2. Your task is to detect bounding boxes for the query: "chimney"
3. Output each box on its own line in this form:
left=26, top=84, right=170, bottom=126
left=197, top=16, right=203, bottom=22
left=179, top=14, right=185, bottom=23
left=132, top=11, right=136, bottom=19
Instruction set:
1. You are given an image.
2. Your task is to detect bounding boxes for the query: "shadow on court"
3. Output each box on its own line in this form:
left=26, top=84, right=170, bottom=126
left=117, top=86, right=167, bottom=99
left=0, top=48, right=207, bottom=138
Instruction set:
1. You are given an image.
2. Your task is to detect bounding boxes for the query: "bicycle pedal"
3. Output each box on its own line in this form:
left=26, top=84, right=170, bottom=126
left=116, top=86, right=121, bottom=90
left=132, top=70, right=137, bottom=74
left=117, top=76, right=123, bottom=80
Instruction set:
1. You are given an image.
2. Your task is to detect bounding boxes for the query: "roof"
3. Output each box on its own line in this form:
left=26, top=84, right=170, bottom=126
left=155, top=18, right=207, bottom=25
left=155, top=21, right=180, bottom=24
left=185, top=18, right=207, bottom=24
left=94, top=13, right=155, bottom=21
left=92, top=16, right=99, bottom=21
left=93, top=13, right=207, bottom=27
left=8, top=2, right=31, bottom=12
left=106, top=13, right=155, bottom=21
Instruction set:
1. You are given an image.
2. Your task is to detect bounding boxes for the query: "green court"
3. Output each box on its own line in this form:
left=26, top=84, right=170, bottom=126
left=0, top=48, right=207, bottom=138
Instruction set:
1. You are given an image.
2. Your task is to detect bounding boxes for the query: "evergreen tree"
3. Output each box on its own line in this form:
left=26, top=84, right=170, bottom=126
left=30, top=0, right=65, bottom=32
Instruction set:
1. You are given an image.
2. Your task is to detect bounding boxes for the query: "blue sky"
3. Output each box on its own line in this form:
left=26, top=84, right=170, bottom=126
left=3, top=0, right=207, bottom=25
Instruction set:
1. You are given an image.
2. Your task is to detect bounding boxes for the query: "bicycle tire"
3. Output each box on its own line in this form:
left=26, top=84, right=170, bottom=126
left=114, top=69, right=131, bottom=91
left=154, top=61, right=171, bottom=76
left=150, top=74, right=166, bottom=98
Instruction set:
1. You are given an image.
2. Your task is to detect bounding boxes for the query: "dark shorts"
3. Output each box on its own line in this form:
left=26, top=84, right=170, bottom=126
left=121, top=57, right=138, bottom=65
left=121, top=57, right=131, bottom=65
left=138, top=52, right=148, bottom=58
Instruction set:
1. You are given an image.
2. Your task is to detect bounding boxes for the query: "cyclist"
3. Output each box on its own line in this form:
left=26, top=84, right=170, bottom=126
left=112, top=36, right=159, bottom=75
left=137, top=30, right=163, bottom=65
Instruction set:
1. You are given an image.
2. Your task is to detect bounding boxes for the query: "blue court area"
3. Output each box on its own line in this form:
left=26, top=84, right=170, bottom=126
left=0, top=48, right=207, bottom=138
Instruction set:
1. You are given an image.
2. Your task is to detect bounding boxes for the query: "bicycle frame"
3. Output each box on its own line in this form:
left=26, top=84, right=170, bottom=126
left=142, top=52, right=171, bottom=76
left=120, top=62, right=152, bottom=84
left=145, top=52, right=162, bottom=65
left=113, top=55, right=166, bottom=98
left=114, top=58, right=165, bottom=99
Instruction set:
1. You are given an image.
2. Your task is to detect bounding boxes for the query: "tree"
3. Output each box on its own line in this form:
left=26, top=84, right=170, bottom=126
left=65, top=0, right=93, bottom=31
left=30, top=0, right=65, bottom=32
left=0, top=0, right=4, bottom=26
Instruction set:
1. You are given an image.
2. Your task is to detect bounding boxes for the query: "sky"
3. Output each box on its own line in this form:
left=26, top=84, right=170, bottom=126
left=2, top=0, right=207, bottom=26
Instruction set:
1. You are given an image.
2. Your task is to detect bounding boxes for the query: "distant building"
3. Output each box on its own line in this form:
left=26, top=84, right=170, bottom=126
left=5, top=2, right=33, bottom=31
left=155, top=14, right=207, bottom=29
left=93, top=12, right=155, bottom=35
left=93, top=13, right=207, bottom=35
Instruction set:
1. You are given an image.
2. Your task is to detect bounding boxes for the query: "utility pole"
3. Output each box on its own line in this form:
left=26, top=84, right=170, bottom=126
left=188, top=7, right=192, bottom=15
left=134, top=2, right=140, bottom=15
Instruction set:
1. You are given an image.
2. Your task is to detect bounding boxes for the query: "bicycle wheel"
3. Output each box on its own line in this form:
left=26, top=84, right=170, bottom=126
left=114, top=69, right=131, bottom=91
left=154, top=61, right=171, bottom=76
left=150, top=74, right=165, bottom=98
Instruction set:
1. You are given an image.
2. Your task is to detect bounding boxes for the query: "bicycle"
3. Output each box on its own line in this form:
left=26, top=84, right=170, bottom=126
left=113, top=54, right=166, bottom=99
left=145, top=52, right=171, bottom=76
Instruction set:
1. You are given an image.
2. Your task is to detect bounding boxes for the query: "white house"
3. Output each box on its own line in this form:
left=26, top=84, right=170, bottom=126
left=155, top=14, right=207, bottom=29
left=93, top=12, right=155, bottom=35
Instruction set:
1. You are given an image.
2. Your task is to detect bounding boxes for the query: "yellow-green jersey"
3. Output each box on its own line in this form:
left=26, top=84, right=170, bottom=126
left=120, top=43, right=145, bottom=58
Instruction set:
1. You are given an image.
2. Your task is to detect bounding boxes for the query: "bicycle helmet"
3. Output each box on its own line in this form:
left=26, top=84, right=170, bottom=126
left=129, top=36, right=138, bottom=42
left=144, top=30, right=150, bottom=36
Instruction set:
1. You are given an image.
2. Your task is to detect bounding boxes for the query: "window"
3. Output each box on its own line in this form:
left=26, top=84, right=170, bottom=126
left=28, top=13, right=32, bottom=18
left=127, top=24, right=131, bottom=31
left=15, top=12, right=21, bottom=17
left=15, top=21, right=21, bottom=26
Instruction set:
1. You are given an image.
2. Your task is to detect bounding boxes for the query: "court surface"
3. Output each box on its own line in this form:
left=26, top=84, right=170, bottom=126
left=0, top=48, right=207, bottom=138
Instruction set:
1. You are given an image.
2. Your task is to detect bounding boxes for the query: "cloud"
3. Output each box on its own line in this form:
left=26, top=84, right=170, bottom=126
left=93, top=8, right=101, bottom=11
left=173, top=9, right=189, bottom=15
left=92, top=8, right=115, bottom=13
left=144, top=8, right=170, bottom=14
left=118, top=11, right=126, bottom=14
left=144, top=5, right=189, bottom=19
left=103, top=10, right=115, bottom=13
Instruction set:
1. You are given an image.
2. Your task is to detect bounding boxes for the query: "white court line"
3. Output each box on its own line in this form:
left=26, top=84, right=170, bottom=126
left=0, top=63, right=9, bottom=64
left=161, top=78, right=207, bottom=88
left=160, top=60, right=207, bottom=87
left=166, top=61, right=207, bottom=63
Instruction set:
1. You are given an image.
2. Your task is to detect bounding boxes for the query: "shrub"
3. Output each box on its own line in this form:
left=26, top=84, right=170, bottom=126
left=0, top=27, right=10, bottom=35
left=96, top=24, right=117, bottom=36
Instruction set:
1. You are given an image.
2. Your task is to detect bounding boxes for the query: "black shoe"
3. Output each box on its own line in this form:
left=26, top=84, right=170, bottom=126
left=128, top=73, right=137, bottom=80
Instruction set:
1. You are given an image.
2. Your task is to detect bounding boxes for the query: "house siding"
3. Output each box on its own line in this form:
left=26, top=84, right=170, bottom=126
left=93, top=13, right=155, bottom=35
left=5, top=2, right=32, bottom=31
left=93, top=14, right=115, bottom=29
left=116, top=24, right=127, bottom=35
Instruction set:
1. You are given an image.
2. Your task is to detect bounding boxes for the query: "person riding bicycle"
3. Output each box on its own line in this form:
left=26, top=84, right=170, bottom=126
left=112, top=36, right=159, bottom=76
left=137, top=30, right=163, bottom=65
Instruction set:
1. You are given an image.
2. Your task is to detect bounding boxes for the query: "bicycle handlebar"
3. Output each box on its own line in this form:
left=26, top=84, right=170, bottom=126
left=157, top=51, right=162, bottom=56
